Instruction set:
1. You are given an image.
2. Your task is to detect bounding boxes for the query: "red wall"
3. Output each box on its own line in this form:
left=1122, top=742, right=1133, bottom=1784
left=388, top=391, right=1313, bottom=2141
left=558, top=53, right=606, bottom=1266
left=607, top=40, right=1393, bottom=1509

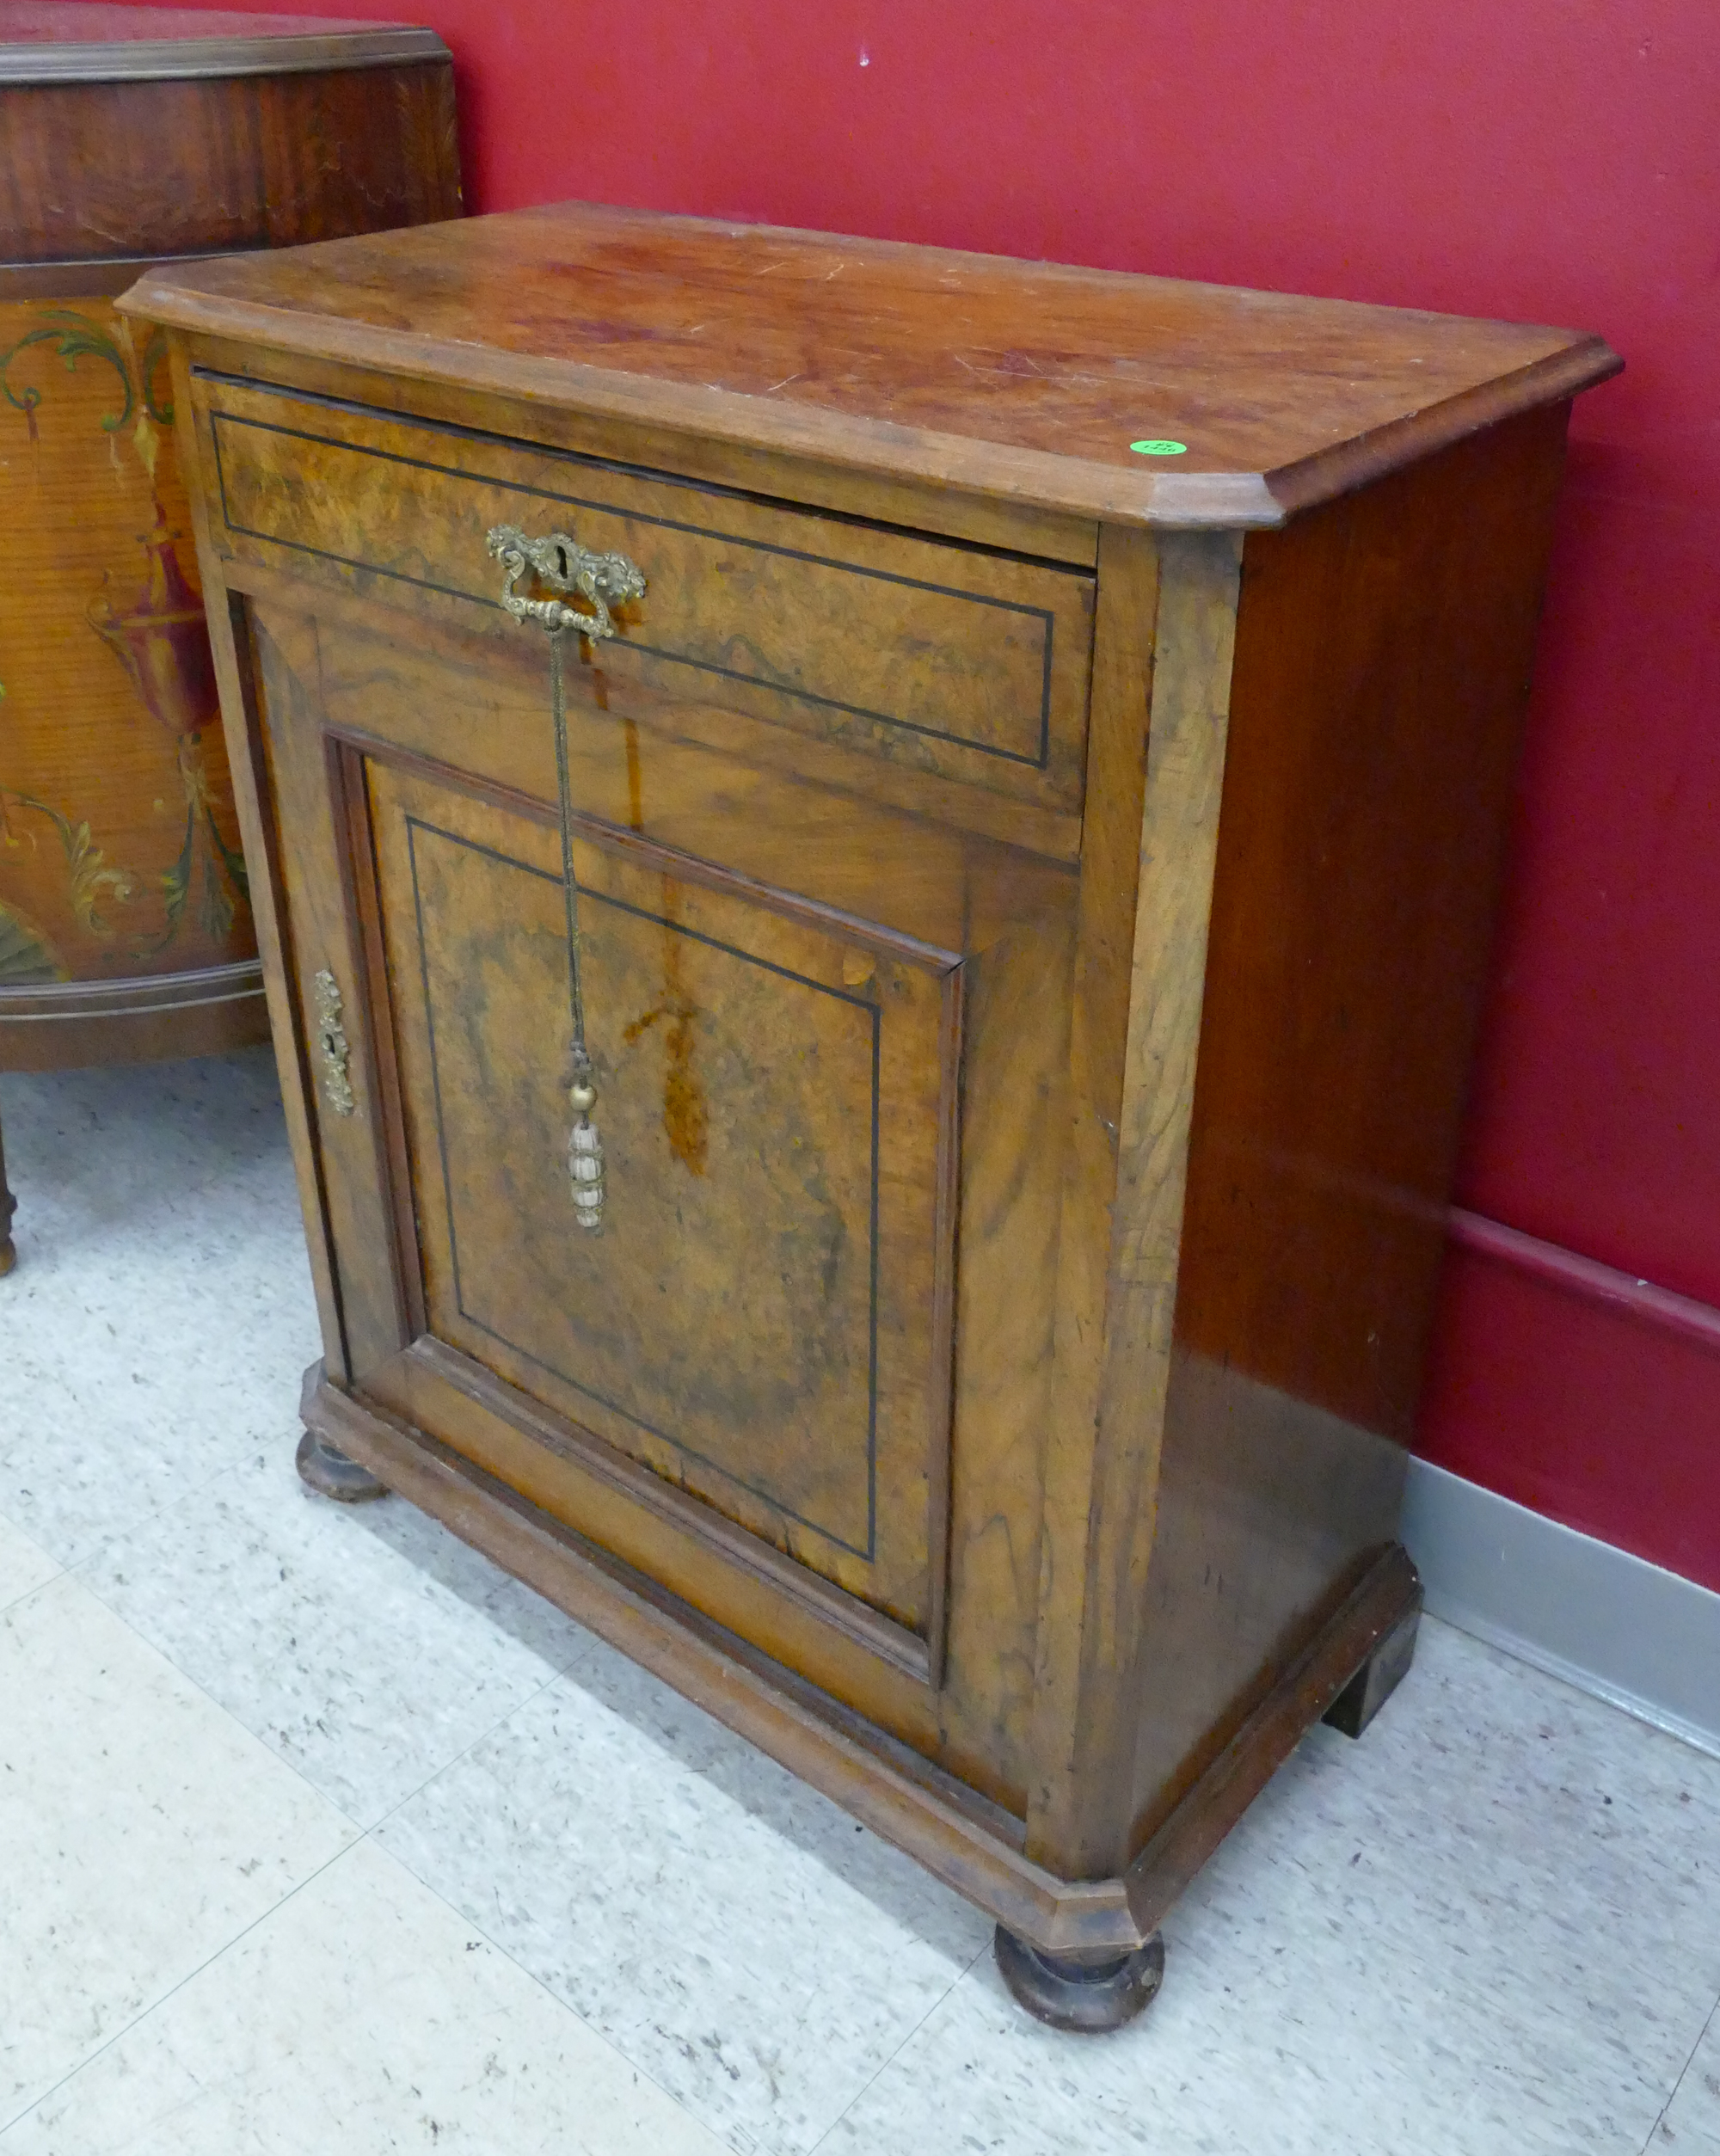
left=150, top=0, right=1720, bottom=1588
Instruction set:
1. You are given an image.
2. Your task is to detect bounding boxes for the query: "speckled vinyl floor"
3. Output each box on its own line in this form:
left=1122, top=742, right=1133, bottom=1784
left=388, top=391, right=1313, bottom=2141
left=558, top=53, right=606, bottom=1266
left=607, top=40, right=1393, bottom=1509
left=1, top=1052, right=1717, bottom=2156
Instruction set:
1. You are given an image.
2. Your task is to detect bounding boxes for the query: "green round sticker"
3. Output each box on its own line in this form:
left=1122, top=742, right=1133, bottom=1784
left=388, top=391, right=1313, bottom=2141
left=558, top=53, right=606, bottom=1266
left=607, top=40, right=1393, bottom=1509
left=1130, top=439, right=1188, bottom=456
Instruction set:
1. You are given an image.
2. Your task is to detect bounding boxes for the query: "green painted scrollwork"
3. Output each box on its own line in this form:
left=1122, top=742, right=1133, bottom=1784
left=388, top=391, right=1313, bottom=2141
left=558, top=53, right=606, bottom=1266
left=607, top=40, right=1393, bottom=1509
left=149, top=741, right=250, bottom=952
left=0, top=787, right=138, bottom=938
left=0, top=308, right=135, bottom=435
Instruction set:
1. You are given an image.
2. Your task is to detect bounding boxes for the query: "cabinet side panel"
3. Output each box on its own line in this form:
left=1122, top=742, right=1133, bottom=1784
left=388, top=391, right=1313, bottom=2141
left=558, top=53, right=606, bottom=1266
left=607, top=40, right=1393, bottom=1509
left=1127, top=403, right=1572, bottom=1846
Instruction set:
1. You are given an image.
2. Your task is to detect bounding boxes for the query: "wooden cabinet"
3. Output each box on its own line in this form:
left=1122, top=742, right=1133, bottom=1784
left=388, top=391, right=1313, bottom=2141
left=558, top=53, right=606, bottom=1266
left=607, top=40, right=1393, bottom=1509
left=124, top=204, right=1619, bottom=2028
left=0, top=3, right=460, bottom=1274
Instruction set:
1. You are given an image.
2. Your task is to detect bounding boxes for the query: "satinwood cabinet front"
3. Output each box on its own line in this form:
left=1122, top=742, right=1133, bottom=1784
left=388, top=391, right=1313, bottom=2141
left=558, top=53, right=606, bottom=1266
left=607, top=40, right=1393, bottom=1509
left=127, top=203, right=1619, bottom=2029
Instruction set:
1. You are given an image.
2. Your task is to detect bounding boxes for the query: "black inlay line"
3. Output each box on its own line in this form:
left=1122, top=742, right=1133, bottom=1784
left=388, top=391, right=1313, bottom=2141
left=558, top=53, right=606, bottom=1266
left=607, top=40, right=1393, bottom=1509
left=210, top=408, right=1058, bottom=771
left=404, top=810, right=881, bottom=1560
left=193, top=362, right=1101, bottom=580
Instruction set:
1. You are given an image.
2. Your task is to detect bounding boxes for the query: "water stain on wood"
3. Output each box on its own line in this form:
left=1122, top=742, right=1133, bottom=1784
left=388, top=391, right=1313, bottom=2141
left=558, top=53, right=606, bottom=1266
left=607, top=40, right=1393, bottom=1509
left=617, top=723, right=710, bottom=1174
left=621, top=931, right=711, bottom=1176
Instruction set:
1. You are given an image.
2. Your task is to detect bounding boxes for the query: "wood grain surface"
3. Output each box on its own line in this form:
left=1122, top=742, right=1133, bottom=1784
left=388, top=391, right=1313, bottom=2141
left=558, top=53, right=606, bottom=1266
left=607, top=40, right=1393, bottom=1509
left=0, top=6, right=414, bottom=51
left=124, top=200, right=1618, bottom=527
left=371, top=755, right=956, bottom=1630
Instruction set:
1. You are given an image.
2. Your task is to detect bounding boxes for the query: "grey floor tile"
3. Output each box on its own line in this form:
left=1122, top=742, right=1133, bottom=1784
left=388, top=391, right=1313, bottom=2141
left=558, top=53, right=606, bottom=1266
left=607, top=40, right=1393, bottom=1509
left=0, top=1511, right=59, bottom=1613
left=0, top=1573, right=353, bottom=2128
left=376, top=1637, right=992, bottom=2155
left=0, top=1056, right=319, bottom=1568
left=83, top=1440, right=591, bottom=1827
left=1, top=1838, right=728, bottom=2156
left=820, top=1619, right=1720, bottom=2156
left=1652, top=2002, right=1720, bottom=2154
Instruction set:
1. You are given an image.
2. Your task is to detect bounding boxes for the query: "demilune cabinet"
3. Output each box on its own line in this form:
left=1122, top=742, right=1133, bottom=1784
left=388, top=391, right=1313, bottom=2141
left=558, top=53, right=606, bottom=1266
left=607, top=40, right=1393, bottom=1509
left=125, top=204, right=1618, bottom=2030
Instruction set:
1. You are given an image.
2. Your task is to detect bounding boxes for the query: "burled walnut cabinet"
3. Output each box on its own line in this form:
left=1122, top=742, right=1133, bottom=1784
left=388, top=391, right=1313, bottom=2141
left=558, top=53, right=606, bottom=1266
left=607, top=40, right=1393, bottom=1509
left=125, top=206, right=1617, bottom=2029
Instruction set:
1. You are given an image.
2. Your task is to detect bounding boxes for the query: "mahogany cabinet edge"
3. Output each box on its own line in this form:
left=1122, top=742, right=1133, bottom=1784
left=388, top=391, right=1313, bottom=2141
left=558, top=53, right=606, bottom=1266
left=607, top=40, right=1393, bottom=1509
left=120, top=285, right=1617, bottom=531
left=0, top=961, right=269, bottom=1071
left=301, top=1360, right=1140, bottom=1956
left=0, top=27, right=452, bottom=87
left=0, top=252, right=228, bottom=300
left=302, top=1358, right=1419, bottom=1955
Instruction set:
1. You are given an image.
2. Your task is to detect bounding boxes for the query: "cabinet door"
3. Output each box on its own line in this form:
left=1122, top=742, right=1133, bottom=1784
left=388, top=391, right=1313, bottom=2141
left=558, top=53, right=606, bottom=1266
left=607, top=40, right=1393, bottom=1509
left=249, top=599, right=966, bottom=1699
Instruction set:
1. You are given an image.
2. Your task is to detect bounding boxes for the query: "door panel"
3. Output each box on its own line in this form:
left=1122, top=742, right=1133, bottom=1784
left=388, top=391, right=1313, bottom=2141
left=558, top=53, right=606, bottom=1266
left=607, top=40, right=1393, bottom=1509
left=366, top=756, right=960, bottom=1642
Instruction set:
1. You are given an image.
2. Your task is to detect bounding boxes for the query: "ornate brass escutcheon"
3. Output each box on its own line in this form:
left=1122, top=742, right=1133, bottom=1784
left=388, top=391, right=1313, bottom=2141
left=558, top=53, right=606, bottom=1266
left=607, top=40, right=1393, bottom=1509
left=312, top=967, right=356, bottom=1117
left=486, top=523, right=646, bottom=644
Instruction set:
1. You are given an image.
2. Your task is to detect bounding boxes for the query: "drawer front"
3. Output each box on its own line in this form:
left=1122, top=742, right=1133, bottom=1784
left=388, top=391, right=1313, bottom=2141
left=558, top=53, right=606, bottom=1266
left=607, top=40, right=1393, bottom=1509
left=198, top=374, right=1096, bottom=823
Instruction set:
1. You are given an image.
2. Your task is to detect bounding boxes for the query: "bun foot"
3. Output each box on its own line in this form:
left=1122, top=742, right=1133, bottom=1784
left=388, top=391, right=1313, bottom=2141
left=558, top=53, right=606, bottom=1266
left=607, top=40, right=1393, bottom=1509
left=993, top=1926, right=1165, bottom=2033
left=295, top=1427, right=388, bottom=1503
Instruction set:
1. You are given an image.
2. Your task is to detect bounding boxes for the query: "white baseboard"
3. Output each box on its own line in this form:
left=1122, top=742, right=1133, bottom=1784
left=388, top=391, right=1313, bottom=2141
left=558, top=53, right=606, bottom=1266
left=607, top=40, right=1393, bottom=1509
left=1401, top=1458, right=1720, bottom=1761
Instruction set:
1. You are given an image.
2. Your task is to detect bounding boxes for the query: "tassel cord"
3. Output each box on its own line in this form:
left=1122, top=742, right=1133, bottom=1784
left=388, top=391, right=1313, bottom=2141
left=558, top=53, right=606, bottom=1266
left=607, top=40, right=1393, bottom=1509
left=549, top=630, right=592, bottom=1084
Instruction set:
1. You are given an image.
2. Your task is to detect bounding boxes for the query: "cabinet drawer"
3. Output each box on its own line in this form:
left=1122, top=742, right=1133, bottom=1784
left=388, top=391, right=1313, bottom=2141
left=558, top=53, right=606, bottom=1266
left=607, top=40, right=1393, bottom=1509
left=196, top=374, right=1096, bottom=829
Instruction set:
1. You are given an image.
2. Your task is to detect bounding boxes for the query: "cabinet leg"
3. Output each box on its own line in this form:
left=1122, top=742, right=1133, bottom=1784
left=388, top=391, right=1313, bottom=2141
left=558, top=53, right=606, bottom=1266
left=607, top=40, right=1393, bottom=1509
left=295, top=1427, right=389, bottom=1503
left=1322, top=1589, right=1422, bottom=1739
left=992, top=1926, right=1165, bottom=2033
left=0, top=1101, right=15, bottom=1278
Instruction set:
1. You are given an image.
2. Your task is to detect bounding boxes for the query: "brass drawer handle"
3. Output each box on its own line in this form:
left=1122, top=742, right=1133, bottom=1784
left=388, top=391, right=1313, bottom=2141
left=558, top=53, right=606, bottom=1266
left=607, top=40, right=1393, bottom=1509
left=312, top=967, right=356, bottom=1117
left=486, top=524, right=648, bottom=1235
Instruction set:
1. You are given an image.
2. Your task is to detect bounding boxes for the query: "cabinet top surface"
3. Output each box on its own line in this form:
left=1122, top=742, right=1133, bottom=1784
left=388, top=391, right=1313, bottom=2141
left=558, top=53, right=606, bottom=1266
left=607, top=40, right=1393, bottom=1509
left=0, top=3, right=445, bottom=80
left=124, top=199, right=1619, bottom=528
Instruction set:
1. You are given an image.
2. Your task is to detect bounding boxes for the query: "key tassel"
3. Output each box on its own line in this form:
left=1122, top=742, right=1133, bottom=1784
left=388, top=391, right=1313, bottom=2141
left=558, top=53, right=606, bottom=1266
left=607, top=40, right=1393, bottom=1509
left=567, top=1061, right=604, bottom=1233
